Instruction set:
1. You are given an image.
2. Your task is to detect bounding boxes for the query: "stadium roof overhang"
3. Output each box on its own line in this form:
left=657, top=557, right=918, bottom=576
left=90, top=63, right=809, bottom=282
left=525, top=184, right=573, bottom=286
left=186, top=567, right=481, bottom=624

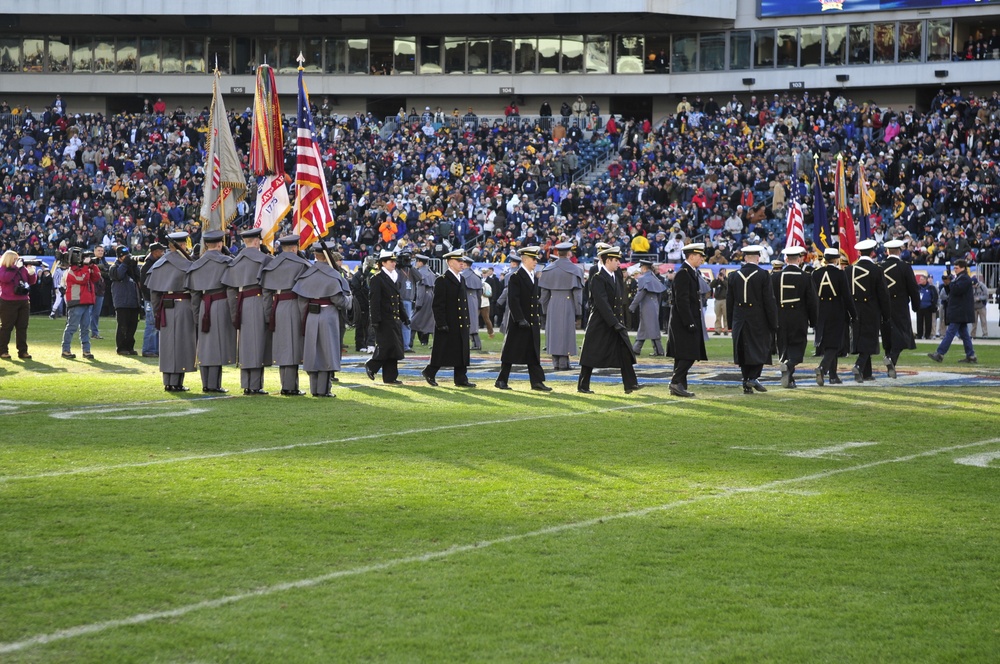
left=12, top=0, right=738, bottom=22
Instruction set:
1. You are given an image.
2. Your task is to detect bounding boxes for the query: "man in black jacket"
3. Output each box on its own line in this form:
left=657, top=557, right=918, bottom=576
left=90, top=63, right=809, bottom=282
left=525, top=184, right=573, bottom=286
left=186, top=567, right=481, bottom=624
left=422, top=250, right=475, bottom=388
left=577, top=246, right=639, bottom=395
left=928, top=259, right=977, bottom=363
left=666, top=243, right=708, bottom=397
left=726, top=245, right=778, bottom=394
left=495, top=247, right=549, bottom=391
left=365, top=250, right=409, bottom=384
left=848, top=239, right=890, bottom=382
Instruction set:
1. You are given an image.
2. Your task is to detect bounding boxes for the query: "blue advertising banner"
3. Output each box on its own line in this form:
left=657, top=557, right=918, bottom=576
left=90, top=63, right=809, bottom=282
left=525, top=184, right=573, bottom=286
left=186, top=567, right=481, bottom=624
left=760, top=0, right=994, bottom=18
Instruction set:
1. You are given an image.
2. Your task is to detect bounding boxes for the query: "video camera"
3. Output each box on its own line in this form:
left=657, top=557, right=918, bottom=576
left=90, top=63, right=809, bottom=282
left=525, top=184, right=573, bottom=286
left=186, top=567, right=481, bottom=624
left=68, top=247, right=84, bottom=266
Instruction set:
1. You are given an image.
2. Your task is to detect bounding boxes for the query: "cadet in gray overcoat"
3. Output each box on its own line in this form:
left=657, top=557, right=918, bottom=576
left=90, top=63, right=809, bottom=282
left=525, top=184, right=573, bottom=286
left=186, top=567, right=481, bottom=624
left=292, top=241, right=352, bottom=397
left=223, top=227, right=273, bottom=395
left=538, top=241, right=584, bottom=370
left=145, top=231, right=196, bottom=391
left=260, top=235, right=310, bottom=395
left=629, top=259, right=666, bottom=357
left=185, top=230, right=236, bottom=392
left=409, top=253, right=437, bottom=345
left=461, top=258, right=485, bottom=350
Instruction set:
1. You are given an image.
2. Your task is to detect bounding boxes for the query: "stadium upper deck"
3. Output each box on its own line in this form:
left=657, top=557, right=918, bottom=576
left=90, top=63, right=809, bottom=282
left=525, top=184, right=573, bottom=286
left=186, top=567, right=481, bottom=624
left=1, top=0, right=998, bottom=119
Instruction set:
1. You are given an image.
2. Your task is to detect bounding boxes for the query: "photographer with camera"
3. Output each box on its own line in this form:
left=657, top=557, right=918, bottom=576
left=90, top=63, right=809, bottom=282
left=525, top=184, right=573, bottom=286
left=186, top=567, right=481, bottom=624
left=110, top=246, right=142, bottom=355
left=0, top=250, right=39, bottom=360
left=61, top=247, right=101, bottom=360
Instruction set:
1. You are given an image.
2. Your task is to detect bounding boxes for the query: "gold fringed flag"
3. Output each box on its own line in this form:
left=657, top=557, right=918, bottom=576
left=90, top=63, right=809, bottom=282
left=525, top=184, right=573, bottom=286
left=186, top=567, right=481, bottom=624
left=199, top=70, right=247, bottom=233
left=250, top=64, right=290, bottom=247
left=835, top=154, right=858, bottom=264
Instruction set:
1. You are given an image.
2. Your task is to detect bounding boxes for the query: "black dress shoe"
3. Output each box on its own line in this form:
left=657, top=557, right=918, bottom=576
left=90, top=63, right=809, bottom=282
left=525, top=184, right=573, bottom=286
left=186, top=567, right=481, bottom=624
left=281, top=390, right=306, bottom=396
left=577, top=387, right=594, bottom=394
left=852, top=365, right=864, bottom=383
left=494, top=380, right=512, bottom=390
left=624, top=384, right=644, bottom=394
left=421, top=369, right=438, bottom=387
left=829, top=375, right=843, bottom=385
left=331, top=375, right=340, bottom=383
left=385, top=380, right=404, bottom=385
left=669, top=383, right=695, bottom=398
left=243, top=389, right=269, bottom=395
left=531, top=383, right=553, bottom=392
left=314, top=392, right=336, bottom=398
left=164, top=385, right=175, bottom=392
left=743, top=382, right=754, bottom=394
left=750, top=379, right=767, bottom=393
left=203, top=387, right=228, bottom=393
left=365, top=366, right=376, bottom=381
left=814, top=367, right=825, bottom=386
left=454, top=381, right=477, bottom=388
left=787, top=379, right=797, bottom=389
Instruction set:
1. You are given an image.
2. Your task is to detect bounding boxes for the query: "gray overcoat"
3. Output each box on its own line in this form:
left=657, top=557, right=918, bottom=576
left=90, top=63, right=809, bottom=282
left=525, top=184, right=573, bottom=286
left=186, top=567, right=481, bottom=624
left=146, top=251, right=196, bottom=374
left=629, top=271, right=666, bottom=342
left=410, top=264, right=437, bottom=334
left=538, top=258, right=584, bottom=355
left=185, top=251, right=237, bottom=366
left=260, top=252, right=310, bottom=367
left=293, top=263, right=352, bottom=372
left=223, top=247, right=273, bottom=370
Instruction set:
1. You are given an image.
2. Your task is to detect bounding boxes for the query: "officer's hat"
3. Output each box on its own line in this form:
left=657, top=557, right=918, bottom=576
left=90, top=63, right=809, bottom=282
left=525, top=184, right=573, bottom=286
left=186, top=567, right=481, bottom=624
left=597, top=246, right=622, bottom=260
left=519, top=246, right=542, bottom=259
left=278, top=234, right=301, bottom=246
left=442, top=249, right=464, bottom=261
left=202, top=230, right=226, bottom=243
left=239, top=227, right=263, bottom=239
left=854, top=239, right=877, bottom=252
left=682, top=242, right=706, bottom=256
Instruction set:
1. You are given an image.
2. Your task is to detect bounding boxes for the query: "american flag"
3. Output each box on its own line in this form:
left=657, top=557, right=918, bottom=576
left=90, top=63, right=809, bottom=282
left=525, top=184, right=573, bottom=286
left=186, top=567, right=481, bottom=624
left=784, top=199, right=805, bottom=251
left=293, top=69, right=333, bottom=250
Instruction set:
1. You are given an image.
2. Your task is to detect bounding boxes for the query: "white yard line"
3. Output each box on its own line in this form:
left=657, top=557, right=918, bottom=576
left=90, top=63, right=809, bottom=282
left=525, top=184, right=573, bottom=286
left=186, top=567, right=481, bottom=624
left=2, top=435, right=998, bottom=655
left=0, top=401, right=680, bottom=483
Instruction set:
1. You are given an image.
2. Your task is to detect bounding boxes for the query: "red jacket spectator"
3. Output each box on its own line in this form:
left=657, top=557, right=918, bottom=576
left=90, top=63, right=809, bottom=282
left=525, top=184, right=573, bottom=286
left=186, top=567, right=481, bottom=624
left=63, top=263, right=100, bottom=307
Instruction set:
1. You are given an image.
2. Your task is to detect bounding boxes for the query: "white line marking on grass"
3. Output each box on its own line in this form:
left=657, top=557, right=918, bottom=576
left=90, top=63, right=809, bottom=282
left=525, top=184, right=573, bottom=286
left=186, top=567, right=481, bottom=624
left=0, top=395, right=232, bottom=417
left=2, top=435, right=998, bottom=655
left=786, top=442, right=878, bottom=458
left=954, top=451, right=1000, bottom=468
left=0, top=401, right=673, bottom=483
left=50, top=406, right=210, bottom=420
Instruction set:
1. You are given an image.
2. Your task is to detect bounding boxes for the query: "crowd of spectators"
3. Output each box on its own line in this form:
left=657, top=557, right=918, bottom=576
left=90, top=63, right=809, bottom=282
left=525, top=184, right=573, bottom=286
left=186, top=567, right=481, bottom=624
left=2, top=85, right=1000, bottom=273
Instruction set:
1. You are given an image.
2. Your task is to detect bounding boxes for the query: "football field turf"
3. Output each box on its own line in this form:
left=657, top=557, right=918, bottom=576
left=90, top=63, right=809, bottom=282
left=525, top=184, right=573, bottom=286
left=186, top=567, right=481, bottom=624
left=2, top=319, right=1000, bottom=662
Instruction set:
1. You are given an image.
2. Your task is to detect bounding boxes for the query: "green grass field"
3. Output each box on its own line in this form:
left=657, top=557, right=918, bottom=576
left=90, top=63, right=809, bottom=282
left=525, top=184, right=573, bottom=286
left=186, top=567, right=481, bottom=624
left=2, top=317, right=1000, bottom=662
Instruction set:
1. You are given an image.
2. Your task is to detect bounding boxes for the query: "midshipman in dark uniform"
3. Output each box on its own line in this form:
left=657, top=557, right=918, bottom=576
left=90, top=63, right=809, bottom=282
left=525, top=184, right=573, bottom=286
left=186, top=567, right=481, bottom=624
left=495, top=247, right=550, bottom=391
left=772, top=246, right=817, bottom=388
left=422, top=249, right=475, bottom=388
left=848, top=238, right=890, bottom=383
left=726, top=245, right=779, bottom=394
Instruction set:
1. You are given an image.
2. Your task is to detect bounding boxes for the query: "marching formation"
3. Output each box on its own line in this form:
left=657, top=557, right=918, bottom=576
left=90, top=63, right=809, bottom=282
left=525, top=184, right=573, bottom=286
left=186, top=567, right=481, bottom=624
left=83, top=230, right=977, bottom=398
